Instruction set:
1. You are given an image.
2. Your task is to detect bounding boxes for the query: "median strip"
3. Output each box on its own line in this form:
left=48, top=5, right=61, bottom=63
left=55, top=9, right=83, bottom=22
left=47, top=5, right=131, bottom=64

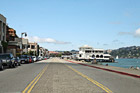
left=66, top=65, right=113, bottom=93
left=22, top=65, right=48, bottom=93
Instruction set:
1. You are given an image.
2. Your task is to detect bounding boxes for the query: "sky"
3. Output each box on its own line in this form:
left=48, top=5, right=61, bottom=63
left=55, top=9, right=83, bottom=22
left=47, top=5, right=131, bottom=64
left=1, top=0, right=140, bottom=51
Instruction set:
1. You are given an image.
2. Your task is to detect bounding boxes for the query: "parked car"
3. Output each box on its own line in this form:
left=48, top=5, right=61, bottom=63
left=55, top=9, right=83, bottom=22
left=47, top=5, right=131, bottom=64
left=28, top=56, right=34, bottom=63
left=15, top=57, right=21, bottom=66
left=43, top=57, right=47, bottom=60
left=37, top=57, right=42, bottom=61
left=32, top=56, right=37, bottom=62
left=0, top=53, right=17, bottom=68
left=0, top=60, right=4, bottom=70
left=20, top=55, right=29, bottom=63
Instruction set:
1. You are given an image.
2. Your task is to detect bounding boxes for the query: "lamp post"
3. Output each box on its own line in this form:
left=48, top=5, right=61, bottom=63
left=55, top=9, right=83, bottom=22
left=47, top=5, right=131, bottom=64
left=21, top=32, right=27, bottom=54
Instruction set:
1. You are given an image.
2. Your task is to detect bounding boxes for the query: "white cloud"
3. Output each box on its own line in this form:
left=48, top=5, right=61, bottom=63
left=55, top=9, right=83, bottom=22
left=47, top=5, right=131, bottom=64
left=26, top=36, right=71, bottom=44
left=118, top=28, right=140, bottom=38
left=118, top=32, right=133, bottom=35
left=134, top=28, right=140, bottom=37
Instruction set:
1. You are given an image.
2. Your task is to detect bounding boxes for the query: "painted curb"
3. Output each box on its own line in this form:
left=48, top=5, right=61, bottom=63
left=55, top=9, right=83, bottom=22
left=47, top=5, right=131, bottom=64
left=67, top=60, right=140, bottom=78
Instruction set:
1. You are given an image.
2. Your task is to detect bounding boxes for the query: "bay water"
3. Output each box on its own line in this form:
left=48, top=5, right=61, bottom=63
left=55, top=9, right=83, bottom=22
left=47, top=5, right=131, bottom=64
left=102, top=59, right=140, bottom=68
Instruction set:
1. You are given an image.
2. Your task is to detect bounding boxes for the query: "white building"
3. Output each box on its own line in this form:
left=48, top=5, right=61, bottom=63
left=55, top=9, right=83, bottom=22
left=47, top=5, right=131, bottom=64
left=77, top=45, right=112, bottom=61
left=39, top=47, right=48, bottom=57
left=0, top=14, right=6, bottom=53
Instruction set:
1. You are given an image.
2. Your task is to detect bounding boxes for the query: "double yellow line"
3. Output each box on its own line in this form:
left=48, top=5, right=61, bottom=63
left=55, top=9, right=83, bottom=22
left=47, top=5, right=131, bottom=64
left=22, top=65, right=48, bottom=93
left=22, top=62, right=112, bottom=93
left=66, top=65, right=113, bottom=93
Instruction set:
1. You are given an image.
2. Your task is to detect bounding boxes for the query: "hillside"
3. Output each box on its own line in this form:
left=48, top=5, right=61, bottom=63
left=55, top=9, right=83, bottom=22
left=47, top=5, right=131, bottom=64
left=108, top=46, right=140, bottom=58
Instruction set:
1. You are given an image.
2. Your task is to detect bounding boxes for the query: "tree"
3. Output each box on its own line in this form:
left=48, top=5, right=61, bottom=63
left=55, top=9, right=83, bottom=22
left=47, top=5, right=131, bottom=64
left=28, top=51, right=34, bottom=56
left=1, top=41, right=8, bottom=53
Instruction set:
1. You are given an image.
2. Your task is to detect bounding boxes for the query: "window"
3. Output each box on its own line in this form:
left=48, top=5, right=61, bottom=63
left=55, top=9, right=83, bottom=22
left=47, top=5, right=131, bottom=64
left=96, top=55, right=99, bottom=58
left=100, top=55, right=103, bottom=58
left=31, top=45, right=35, bottom=49
left=3, top=36, right=4, bottom=41
left=95, top=51, right=98, bottom=53
left=99, top=51, right=103, bottom=53
left=28, top=45, right=30, bottom=48
left=22, top=45, right=25, bottom=49
left=85, top=50, right=91, bottom=53
left=104, top=56, right=110, bottom=58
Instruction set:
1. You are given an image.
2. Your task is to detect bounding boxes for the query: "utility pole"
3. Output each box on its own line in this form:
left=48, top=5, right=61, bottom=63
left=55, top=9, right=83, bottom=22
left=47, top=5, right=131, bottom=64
left=20, top=32, right=27, bottom=54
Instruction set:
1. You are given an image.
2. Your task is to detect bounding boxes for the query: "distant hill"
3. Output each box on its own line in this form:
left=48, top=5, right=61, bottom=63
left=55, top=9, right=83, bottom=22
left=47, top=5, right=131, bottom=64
left=107, top=46, right=140, bottom=58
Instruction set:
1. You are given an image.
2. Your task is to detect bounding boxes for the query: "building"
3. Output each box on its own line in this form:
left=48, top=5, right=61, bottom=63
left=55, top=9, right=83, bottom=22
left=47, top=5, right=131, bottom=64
left=6, top=37, right=29, bottom=57
left=70, top=50, right=79, bottom=55
left=6, top=27, right=18, bottom=41
left=39, top=47, right=49, bottom=57
left=39, top=47, right=43, bottom=57
left=22, top=38, right=29, bottom=54
left=49, top=51, right=59, bottom=55
left=7, top=39, right=21, bottom=57
left=49, top=51, right=60, bottom=57
left=77, top=45, right=112, bottom=62
left=28, top=42, right=39, bottom=56
left=6, top=27, right=22, bottom=56
left=0, top=14, right=6, bottom=53
left=106, top=49, right=113, bottom=54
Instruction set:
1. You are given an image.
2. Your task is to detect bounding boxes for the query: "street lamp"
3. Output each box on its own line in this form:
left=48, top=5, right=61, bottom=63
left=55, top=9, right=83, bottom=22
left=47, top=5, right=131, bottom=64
left=21, top=32, right=27, bottom=54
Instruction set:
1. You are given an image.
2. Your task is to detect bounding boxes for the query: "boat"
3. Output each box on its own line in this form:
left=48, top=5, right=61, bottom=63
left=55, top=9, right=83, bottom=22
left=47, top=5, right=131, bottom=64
left=116, top=55, right=119, bottom=59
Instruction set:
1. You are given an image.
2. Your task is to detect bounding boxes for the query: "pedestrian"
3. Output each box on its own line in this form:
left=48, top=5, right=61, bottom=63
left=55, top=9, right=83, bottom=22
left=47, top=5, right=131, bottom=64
left=130, top=66, right=134, bottom=69
left=106, top=64, right=108, bottom=66
left=92, top=58, right=96, bottom=64
left=136, top=66, right=139, bottom=70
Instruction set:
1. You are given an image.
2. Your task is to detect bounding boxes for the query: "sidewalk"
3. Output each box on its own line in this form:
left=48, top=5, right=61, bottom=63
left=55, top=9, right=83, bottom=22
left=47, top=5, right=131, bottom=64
left=66, top=59, right=140, bottom=78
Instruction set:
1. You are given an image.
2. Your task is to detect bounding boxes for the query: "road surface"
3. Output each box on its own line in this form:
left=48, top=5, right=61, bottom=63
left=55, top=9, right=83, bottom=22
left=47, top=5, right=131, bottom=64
left=0, top=58, right=140, bottom=93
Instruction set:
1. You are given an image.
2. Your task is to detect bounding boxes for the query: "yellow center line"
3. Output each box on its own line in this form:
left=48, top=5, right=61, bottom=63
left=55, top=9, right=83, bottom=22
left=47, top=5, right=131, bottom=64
left=27, top=66, right=48, bottom=93
left=22, top=64, right=48, bottom=93
left=66, top=65, right=113, bottom=93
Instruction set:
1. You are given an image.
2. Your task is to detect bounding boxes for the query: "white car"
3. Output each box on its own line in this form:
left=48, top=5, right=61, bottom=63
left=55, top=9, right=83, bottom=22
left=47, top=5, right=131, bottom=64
left=32, top=56, right=37, bottom=62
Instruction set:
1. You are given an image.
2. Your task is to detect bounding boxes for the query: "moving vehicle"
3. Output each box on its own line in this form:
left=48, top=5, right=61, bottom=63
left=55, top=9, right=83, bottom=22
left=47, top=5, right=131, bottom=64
left=0, top=53, right=16, bottom=68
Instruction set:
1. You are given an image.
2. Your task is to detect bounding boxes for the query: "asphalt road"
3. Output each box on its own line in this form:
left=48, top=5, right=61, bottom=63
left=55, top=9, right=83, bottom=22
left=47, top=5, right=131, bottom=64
left=0, top=58, right=140, bottom=93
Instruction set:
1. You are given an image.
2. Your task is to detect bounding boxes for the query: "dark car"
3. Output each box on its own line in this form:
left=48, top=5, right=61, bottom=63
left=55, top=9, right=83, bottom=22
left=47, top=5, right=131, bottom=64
left=0, top=60, right=4, bottom=70
left=0, top=53, right=16, bottom=68
left=15, top=57, right=21, bottom=66
left=20, top=55, right=30, bottom=63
